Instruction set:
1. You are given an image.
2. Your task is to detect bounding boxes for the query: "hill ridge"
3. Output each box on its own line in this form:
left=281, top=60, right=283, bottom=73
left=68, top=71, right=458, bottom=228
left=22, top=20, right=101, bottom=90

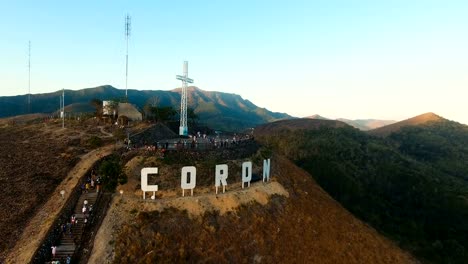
left=90, top=151, right=417, bottom=263
left=254, top=118, right=349, bottom=136
left=254, top=116, right=468, bottom=263
left=0, top=85, right=291, bottom=131
left=369, top=112, right=445, bottom=136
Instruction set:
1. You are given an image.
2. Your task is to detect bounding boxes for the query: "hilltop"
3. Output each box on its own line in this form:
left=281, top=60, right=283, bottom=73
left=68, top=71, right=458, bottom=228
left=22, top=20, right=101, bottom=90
left=5, top=111, right=466, bottom=263
left=306, top=114, right=329, bottom=120
left=0, top=117, right=418, bottom=263
left=89, top=148, right=416, bottom=263
left=368, top=112, right=444, bottom=136
left=0, top=85, right=291, bottom=131
left=255, top=113, right=468, bottom=264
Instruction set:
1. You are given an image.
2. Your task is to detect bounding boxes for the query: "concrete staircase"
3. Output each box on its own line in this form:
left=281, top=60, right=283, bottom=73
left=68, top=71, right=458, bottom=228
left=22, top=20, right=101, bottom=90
left=52, top=191, right=98, bottom=261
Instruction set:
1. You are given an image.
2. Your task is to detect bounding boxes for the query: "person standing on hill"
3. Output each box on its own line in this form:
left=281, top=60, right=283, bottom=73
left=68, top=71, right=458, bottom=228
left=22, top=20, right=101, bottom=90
left=96, top=177, right=101, bottom=192
left=51, top=245, right=57, bottom=258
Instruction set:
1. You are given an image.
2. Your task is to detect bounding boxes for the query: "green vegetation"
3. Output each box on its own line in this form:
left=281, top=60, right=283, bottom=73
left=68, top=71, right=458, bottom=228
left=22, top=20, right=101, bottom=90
left=144, top=105, right=177, bottom=123
left=98, top=155, right=126, bottom=192
left=90, top=98, right=103, bottom=119
left=187, top=108, right=199, bottom=126
left=113, top=128, right=126, bottom=141
left=259, top=121, right=468, bottom=264
left=87, top=136, right=103, bottom=149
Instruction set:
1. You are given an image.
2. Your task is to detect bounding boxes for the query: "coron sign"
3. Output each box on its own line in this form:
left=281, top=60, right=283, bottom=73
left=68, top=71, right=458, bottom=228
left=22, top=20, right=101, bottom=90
left=141, top=159, right=271, bottom=199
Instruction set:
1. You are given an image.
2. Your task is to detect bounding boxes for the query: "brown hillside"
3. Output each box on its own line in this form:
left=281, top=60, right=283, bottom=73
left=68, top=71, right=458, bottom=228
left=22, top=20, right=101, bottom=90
left=102, top=153, right=416, bottom=263
left=368, top=112, right=445, bottom=137
left=254, top=118, right=348, bottom=136
left=0, top=118, right=116, bottom=262
left=0, top=113, right=48, bottom=125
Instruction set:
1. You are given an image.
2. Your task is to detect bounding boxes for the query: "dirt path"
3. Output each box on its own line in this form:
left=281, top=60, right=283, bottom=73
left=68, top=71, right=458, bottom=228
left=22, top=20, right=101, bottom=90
left=4, top=144, right=119, bottom=264
left=98, top=126, right=113, bottom=138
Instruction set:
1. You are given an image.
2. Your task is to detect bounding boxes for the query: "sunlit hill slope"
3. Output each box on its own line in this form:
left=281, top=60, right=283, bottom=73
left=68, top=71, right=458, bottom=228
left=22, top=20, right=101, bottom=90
left=255, top=114, right=468, bottom=264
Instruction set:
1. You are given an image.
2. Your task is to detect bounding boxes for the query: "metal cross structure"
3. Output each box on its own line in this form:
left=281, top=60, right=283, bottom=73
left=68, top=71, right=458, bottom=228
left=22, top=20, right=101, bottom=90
left=176, top=61, right=194, bottom=136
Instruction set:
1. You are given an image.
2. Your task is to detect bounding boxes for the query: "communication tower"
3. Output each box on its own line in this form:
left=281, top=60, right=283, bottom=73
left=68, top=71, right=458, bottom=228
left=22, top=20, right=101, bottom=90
left=125, top=14, right=131, bottom=100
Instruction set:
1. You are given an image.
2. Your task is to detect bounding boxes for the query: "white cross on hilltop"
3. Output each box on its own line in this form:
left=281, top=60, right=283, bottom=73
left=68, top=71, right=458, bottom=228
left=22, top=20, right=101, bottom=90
left=176, top=61, right=194, bottom=136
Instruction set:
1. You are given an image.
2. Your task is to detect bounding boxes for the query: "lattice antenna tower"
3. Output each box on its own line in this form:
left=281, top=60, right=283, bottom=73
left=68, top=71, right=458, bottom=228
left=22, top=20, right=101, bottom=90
left=125, top=14, right=131, bottom=100
left=28, top=41, right=31, bottom=113
left=176, top=61, right=194, bottom=136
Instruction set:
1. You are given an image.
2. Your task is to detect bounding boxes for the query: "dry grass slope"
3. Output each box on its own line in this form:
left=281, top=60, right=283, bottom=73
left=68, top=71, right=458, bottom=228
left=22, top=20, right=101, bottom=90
left=110, top=155, right=417, bottom=263
left=254, top=118, right=349, bottom=136
left=0, top=117, right=115, bottom=262
left=368, top=112, right=444, bottom=137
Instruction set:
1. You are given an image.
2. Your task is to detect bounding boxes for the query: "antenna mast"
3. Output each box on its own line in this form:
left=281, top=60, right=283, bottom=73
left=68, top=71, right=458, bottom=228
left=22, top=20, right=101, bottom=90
left=125, top=14, right=131, bottom=100
left=62, top=88, right=65, bottom=129
left=28, top=41, right=31, bottom=113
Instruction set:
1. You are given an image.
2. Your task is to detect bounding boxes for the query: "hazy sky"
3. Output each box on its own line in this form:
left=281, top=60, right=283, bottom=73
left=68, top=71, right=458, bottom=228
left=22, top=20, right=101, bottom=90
left=1, top=0, right=467, bottom=124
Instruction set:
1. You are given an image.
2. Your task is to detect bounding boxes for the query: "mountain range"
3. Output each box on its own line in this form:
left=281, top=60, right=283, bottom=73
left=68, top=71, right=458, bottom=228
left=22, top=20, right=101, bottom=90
left=0, top=85, right=290, bottom=131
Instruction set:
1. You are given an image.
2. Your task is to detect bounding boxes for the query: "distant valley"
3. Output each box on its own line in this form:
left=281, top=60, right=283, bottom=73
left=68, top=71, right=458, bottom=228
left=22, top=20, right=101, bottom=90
left=306, top=114, right=396, bottom=130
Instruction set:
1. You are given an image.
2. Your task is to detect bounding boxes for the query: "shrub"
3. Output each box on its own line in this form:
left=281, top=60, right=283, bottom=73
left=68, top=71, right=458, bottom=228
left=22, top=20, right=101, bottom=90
left=88, top=136, right=103, bottom=148
left=98, top=155, right=127, bottom=192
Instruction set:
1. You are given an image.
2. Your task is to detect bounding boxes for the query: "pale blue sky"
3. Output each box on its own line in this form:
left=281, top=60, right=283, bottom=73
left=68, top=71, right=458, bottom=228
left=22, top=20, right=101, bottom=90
left=1, top=0, right=467, bottom=124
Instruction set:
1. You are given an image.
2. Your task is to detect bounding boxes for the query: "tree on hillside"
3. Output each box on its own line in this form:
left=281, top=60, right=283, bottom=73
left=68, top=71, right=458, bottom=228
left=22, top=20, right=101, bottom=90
left=98, top=155, right=127, bottom=191
left=152, top=106, right=177, bottom=122
left=143, top=97, right=177, bottom=123
left=188, top=108, right=198, bottom=126
left=143, top=97, right=159, bottom=120
left=90, top=98, right=103, bottom=119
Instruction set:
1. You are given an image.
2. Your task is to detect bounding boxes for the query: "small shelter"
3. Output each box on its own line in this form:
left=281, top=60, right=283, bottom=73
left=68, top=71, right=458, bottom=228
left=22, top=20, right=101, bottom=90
left=117, top=103, right=142, bottom=125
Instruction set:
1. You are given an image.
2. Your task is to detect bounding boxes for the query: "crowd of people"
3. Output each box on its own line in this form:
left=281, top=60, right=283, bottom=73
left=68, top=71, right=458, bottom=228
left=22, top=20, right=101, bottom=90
left=80, top=170, right=102, bottom=193
left=48, top=170, right=99, bottom=264
left=128, top=132, right=254, bottom=156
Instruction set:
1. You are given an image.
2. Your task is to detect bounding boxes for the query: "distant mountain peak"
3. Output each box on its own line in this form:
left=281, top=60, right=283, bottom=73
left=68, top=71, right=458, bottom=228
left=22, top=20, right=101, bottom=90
left=306, top=114, right=329, bottom=120
left=171, top=86, right=201, bottom=93
left=410, top=112, right=444, bottom=123
left=85, top=84, right=117, bottom=91
left=369, top=112, right=446, bottom=137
